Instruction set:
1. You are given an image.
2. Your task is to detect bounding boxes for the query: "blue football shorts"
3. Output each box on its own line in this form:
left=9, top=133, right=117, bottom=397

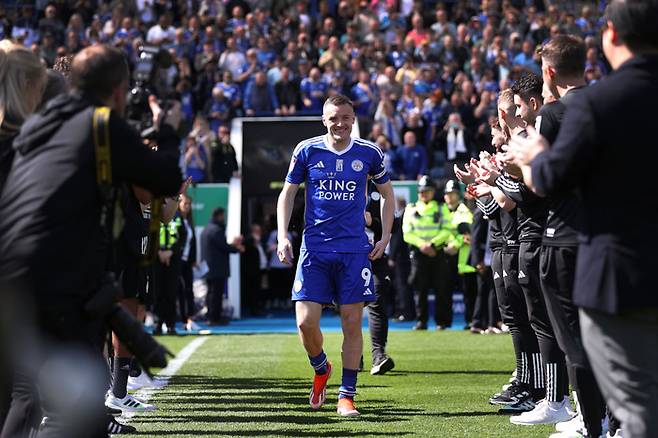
left=291, top=249, right=376, bottom=305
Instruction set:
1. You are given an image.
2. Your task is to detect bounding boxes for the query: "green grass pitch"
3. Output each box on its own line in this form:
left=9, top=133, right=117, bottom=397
left=124, top=331, right=555, bottom=437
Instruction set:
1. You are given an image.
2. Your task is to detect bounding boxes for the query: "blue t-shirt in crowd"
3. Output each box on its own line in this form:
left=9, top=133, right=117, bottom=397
left=396, top=144, right=428, bottom=179
left=300, top=79, right=328, bottom=113
left=286, top=136, right=389, bottom=253
left=256, top=49, right=276, bottom=67
left=413, top=78, right=441, bottom=96
left=186, top=145, right=208, bottom=183
left=216, top=82, right=241, bottom=106
left=208, top=99, right=229, bottom=133
left=350, top=84, right=374, bottom=117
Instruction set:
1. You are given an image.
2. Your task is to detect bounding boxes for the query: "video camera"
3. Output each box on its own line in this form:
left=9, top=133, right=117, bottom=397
left=85, top=273, right=171, bottom=375
left=126, top=45, right=174, bottom=139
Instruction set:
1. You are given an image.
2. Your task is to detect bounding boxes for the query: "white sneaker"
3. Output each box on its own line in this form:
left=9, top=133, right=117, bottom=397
left=549, top=429, right=588, bottom=438
left=556, top=413, right=585, bottom=432
left=127, top=372, right=166, bottom=391
left=510, top=398, right=575, bottom=425
left=105, top=393, right=156, bottom=412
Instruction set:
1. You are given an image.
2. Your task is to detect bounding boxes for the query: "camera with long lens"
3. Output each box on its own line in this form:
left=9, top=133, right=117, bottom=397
left=85, top=273, right=171, bottom=375
left=126, top=45, right=174, bottom=139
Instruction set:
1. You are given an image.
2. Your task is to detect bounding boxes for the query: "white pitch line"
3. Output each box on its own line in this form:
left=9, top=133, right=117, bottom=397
left=122, top=336, right=208, bottom=422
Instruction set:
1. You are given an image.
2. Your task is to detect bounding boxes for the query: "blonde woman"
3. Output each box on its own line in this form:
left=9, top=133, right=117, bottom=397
left=0, top=39, right=47, bottom=191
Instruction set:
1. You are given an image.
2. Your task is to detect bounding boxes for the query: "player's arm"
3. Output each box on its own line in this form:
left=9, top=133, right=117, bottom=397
left=370, top=180, right=394, bottom=260
left=495, top=173, right=525, bottom=204
left=278, top=142, right=307, bottom=264
left=491, top=187, right=516, bottom=212
left=276, top=181, right=299, bottom=265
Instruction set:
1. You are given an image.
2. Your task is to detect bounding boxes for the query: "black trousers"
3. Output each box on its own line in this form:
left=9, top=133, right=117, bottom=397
left=494, top=249, right=540, bottom=387
left=154, top=258, right=181, bottom=328
left=392, top=256, right=414, bottom=319
left=471, top=267, right=498, bottom=329
left=519, top=241, right=568, bottom=400
left=460, top=272, right=477, bottom=327
left=411, top=251, right=457, bottom=325
left=2, top=306, right=107, bottom=438
left=368, top=260, right=391, bottom=361
left=206, top=277, right=227, bottom=322
left=540, top=245, right=605, bottom=437
left=243, top=268, right=263, bottom=314
left=0, top=368, right=40, bottom=438
left=178, top=259, right=196, bottom=322
left=268, top=268, right=293, bottom=301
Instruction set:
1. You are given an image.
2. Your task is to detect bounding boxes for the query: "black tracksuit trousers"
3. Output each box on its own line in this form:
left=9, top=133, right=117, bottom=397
left=519, top=241, right=569, bottom=401
left=540, top=245, right=605, bottom=437
left=493, top=249, right=540, bottom=388
left=368, top=259, right=391, bottom=362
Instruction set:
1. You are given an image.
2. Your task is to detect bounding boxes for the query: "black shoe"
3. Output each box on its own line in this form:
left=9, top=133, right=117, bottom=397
left=106, top=406, right=122, bottom=417
left=413, top=321, right=427, bottom=330
left=357, top=355, right=364, bottom=372
left=489, top=381, right=531, bottom=406
left=107, top=415, right=136, bottom=434
left=371, top=355, right=395, bottom=375
left=498, top=398, right=537, bottom=414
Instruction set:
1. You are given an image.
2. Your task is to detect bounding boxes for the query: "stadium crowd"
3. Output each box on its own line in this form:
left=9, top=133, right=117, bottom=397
left=1, top=0, right=657, bottom=437
left=1, top=0, right=610, bottom=184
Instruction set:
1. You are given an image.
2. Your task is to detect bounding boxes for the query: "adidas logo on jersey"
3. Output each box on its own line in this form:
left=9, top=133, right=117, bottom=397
left=518, top=271, right=526, bottom=279
left=311, top=161, right=325, bottom=169
left=364, top=288, right=373, bottom=296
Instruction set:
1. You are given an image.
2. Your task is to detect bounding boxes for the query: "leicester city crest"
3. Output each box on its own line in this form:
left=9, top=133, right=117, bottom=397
left=351, top=159, right=363, bottom=172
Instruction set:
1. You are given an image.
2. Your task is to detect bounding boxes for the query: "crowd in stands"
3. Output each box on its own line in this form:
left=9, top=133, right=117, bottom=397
left=0, top=0, right=609, bottom=182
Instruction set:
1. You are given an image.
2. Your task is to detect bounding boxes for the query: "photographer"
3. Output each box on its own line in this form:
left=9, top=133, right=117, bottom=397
left=0, top=45, right=181, bottom=437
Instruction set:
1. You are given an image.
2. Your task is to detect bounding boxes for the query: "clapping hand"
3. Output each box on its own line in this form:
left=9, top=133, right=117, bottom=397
left=508, top=126, right=549, bottom=166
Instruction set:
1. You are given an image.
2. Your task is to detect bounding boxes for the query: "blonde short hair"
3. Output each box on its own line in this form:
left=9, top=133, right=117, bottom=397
left=497, top=89, right=515, bottom=114
left=0, top=40, right=47, bottom=138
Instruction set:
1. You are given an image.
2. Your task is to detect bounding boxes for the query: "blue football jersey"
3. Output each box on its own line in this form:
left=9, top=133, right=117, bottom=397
left=286, top=136, right=389, bottom=253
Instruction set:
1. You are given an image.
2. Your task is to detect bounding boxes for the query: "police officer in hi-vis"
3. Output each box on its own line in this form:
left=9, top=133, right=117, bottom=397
left=153, top=214, right=184, bottom=335
left=403, top=176, right=458, bottom=330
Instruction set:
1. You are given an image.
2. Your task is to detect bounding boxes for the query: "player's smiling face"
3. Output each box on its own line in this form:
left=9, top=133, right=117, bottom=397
left=322, top=103, right=355, bottom=145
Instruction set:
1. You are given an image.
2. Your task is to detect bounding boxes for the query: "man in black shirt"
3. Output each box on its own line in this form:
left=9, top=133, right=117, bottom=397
left=201, top=208, right=243, bottom=324
left=211, top=126, right=239, bottom=183
left=496, top=74, right=570, bottom=421
left=467, top=203, right=499, bottom=333
left=459, top=115, right=543, bottom=414
left=490, top=92, right=545, bottom=414
left=0, top=45, right=181, bottom=437
left=365, top=184, right=396, bottom=375
left=512, top=2, right=658, bottom=435
left=509, top=35, right=605, bottom=438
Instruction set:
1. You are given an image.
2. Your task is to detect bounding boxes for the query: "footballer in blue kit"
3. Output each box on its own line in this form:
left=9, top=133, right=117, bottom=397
left=277, top=95, right=394, bottom=417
